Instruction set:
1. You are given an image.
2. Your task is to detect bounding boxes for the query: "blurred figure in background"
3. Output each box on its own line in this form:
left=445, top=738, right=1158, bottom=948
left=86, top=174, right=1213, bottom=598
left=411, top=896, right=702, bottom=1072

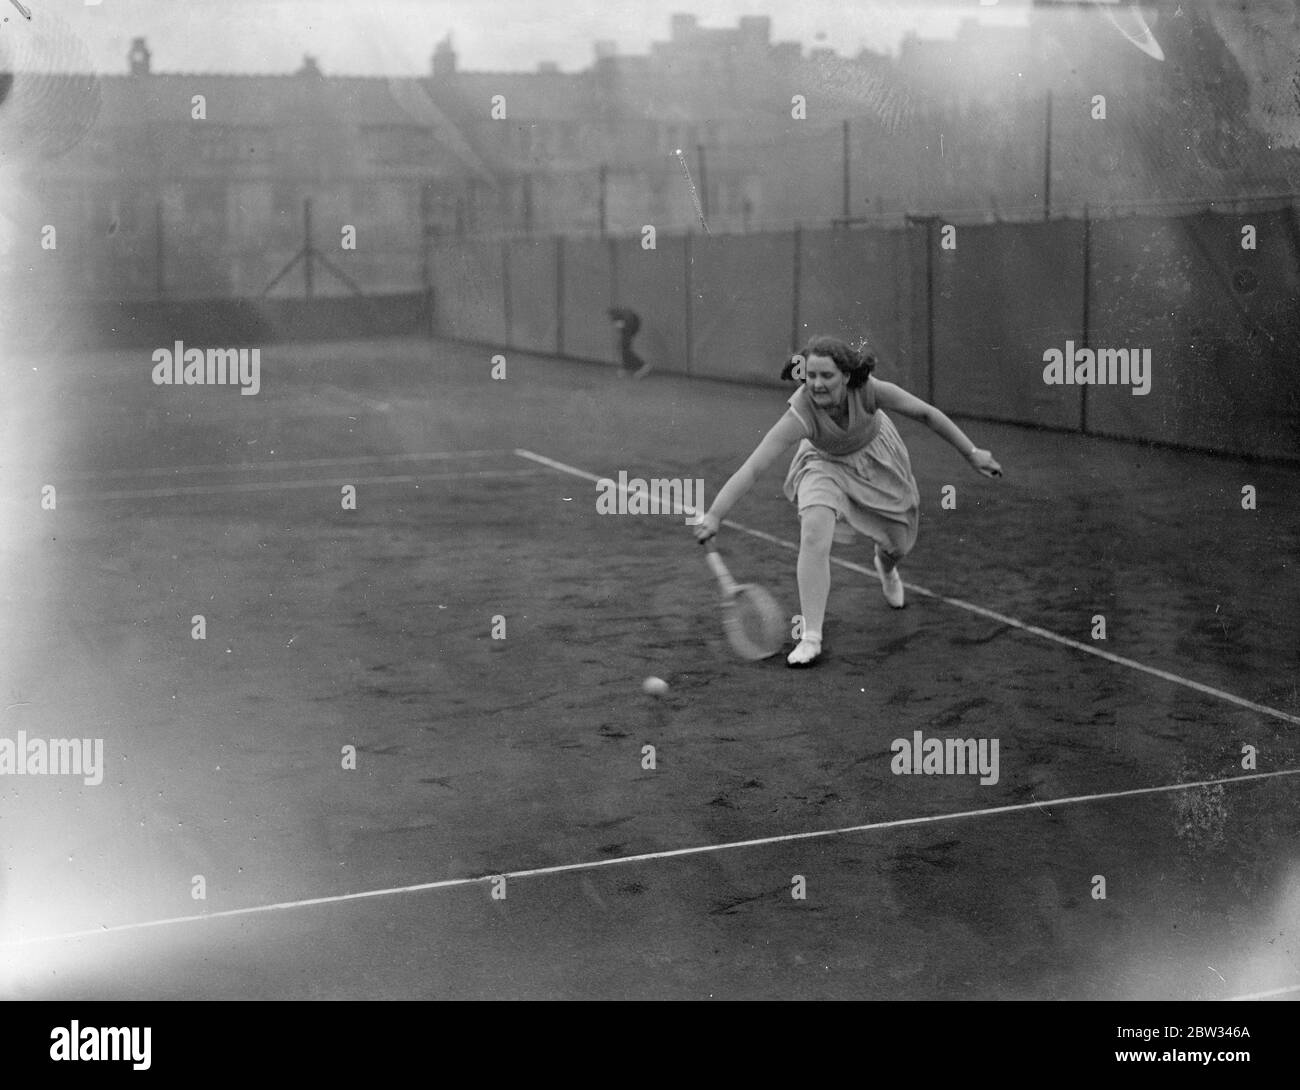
left=607, top=306, right=651, bottom=379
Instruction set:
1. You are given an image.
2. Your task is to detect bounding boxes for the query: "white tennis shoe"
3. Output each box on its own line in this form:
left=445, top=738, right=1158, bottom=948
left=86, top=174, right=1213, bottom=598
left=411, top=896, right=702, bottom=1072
left=873, top=547, right=905, bottom=609
left=786, top=635, right=823, bottom=667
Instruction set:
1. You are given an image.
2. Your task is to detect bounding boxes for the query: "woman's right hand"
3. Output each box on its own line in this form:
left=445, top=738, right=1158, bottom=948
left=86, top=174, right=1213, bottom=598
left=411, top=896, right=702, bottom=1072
left=693, top=511, right=720, bottom=543
left=967, top=448, right=1003, bottom=478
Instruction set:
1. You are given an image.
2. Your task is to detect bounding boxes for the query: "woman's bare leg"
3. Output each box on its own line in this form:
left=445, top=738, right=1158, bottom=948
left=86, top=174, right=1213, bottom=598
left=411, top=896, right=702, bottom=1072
left=789, top=505, right=836, bottom=664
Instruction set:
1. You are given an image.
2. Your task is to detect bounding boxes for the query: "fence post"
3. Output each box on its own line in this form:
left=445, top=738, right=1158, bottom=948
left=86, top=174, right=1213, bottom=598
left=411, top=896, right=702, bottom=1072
left=1080, top=205, right=1092, bottom=435
left=608, top=234, right=619, bottom=309
left=925, top=216, right=936, bottom=404
left=303, top=198, right=314, bottom=300
left=842, top=120, right=851, bottom=221
left=598, top=164, right=608, bottom=240
left=555, top=234, right=565, bottom=356
left=697, top=145, right=709, bottom=222
left=684, top=231, right=693, bottom=376
left=421, top=220, right=434, bottom=340
left=502, top=238, right=513, bottom=347
left=791, top=224, right=802, bottom=354
left=1043, top=90, right=1053, bottom=222
left=155, top=199, right=165, bottom=300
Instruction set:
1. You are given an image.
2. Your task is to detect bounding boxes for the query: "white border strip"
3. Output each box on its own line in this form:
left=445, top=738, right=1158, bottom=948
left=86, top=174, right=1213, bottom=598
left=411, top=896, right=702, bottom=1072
left=514, top=448, right=1300, bottom=728
left=71, top=469, right=542, bottom=501
left=1229, top=983, right=1300, bottom=1001
left=54, top=450, right=511, bottom=482
left=5, top=766, right=1298, bottom=949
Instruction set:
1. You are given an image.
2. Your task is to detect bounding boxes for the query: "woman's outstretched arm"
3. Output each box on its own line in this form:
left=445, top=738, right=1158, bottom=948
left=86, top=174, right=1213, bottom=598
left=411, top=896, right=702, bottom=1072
left=693, top=410, right=807, bottom=541
left=872, top=379, right=1003, bottom=478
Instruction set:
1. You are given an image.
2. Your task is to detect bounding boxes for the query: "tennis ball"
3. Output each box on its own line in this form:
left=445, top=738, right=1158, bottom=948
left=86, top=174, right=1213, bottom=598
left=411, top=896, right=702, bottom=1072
left=642, top=676, right=669, bottom=697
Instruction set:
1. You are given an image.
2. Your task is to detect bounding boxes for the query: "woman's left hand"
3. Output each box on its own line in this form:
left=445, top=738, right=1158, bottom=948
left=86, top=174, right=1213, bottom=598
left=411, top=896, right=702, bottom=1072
left=693, top=512, right=721, bottom=543
left=967, top=448, right=1003, bottom=478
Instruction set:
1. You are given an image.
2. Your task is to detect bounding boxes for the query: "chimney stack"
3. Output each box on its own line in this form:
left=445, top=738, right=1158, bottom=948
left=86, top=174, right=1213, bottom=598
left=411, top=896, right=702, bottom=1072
left=433, top=35, right=457, bottom=78
left=670, top=14, right=699, bottom=41
left=128, top=37, right=151, bottom=76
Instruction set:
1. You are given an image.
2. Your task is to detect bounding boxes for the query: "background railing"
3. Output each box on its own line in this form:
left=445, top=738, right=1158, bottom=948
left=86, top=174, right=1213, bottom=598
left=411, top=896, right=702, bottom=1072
left=425, top=209, right=1300, bottom=463
left=5, top=195, right=1297, bottom=463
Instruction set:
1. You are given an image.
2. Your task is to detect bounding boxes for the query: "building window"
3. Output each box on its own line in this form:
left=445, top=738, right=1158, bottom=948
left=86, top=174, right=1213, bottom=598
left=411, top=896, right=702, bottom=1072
left=197, top=126, right=234, bottom=163
left=230, top=182, right=272, bottom=238
left=238, top=127, right=274, bottom=163
left=86, top=131, right=116, bottom=165
left=360, top=125, right=433, bottom=164
left=517, top=124, right=537, bottom=159
left=356, top=182, right=407, bottom=224
left=271, top=182, right=299, bottom=240
left=106, top=194, right=140, bottom=235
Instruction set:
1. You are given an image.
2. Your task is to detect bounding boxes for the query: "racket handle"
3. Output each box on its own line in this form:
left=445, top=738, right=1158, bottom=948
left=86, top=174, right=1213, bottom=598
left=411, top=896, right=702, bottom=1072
left=704, top=545, right=738, bottom=595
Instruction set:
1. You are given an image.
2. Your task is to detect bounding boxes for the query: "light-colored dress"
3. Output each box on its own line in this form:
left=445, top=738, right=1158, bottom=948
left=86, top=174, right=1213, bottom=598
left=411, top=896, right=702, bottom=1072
left=782, top=378, right=921, bottom=561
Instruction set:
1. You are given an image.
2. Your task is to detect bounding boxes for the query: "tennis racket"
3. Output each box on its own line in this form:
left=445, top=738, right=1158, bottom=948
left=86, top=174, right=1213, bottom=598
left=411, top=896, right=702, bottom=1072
left=703, top=542, right=785, bottom=661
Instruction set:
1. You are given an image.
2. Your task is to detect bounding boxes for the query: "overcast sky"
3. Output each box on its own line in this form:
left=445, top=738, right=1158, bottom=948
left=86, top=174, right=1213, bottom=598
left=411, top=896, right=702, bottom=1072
left=17, top=0, right=1031, bottom=76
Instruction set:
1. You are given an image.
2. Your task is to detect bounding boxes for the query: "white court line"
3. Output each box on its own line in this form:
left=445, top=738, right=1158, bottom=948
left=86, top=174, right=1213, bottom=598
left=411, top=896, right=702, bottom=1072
left=1229, top=983, right=1300, bottom=1001
left=514, top=448, right=1300, bottom=728
left=72, top=469, right=542, bottom=501
left=54, top=450, right=511, bottom=482
left=5, top=766, right=1298, bottom=949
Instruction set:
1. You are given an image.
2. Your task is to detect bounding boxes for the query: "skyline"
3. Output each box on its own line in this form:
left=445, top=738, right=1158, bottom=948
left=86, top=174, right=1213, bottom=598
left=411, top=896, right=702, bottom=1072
left=5, top=0, right=1029, bottom=76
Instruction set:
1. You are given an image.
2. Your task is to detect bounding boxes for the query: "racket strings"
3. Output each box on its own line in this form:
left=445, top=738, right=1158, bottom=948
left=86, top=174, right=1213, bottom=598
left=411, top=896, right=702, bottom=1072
left=724, top=586, right=787, bottom=660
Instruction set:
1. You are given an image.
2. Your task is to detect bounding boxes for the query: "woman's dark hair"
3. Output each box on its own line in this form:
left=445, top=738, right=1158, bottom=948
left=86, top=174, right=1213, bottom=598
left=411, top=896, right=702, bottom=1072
left=781, top=335, right=877, bottom=388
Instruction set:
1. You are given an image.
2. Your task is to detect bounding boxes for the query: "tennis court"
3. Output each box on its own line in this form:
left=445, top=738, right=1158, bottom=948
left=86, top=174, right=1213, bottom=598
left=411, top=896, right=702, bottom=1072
left=1, top=334, right=1297, bottom=1000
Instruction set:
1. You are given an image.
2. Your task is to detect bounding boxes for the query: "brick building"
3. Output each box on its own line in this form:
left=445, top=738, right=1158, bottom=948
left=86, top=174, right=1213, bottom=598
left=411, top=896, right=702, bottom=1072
left=6, top=9, right=1296, bottom=301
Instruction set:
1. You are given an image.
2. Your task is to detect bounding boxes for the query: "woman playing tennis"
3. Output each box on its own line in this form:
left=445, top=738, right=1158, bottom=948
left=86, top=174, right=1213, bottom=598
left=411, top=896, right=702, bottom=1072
left=692, top=335, right=1003, bottom=667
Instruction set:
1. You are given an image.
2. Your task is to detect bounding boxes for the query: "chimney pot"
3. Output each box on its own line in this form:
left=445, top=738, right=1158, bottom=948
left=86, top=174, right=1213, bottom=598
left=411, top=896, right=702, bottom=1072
left=128, top=36, right=151, bottom=76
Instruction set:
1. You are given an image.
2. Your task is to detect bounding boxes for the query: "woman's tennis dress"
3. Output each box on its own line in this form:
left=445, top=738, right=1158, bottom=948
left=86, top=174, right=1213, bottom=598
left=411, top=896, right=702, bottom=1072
left=782, top=379, right=920, bottom=562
